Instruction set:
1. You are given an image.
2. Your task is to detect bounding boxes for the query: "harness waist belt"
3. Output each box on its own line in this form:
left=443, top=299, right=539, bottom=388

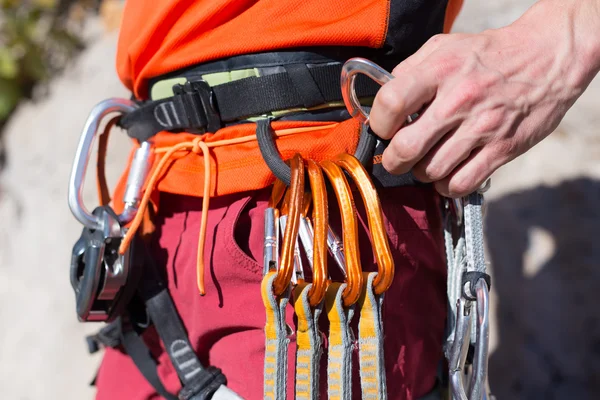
left=119, top=58, right=381, bottom=142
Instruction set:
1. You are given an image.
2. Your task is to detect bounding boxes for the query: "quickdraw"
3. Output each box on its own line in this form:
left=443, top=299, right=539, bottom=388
left=444, top=191, right=494, bottom=400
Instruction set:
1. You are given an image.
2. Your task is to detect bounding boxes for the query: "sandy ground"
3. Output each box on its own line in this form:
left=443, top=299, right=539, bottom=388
left=0, top=2, right=599, bottom=399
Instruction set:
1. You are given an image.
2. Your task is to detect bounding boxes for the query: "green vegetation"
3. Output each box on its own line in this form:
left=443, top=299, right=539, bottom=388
left=0, top=0, right=89, bottom=125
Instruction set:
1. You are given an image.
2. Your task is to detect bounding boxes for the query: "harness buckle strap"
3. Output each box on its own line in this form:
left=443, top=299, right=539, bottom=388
left=172, top=81, right=222, bottom=134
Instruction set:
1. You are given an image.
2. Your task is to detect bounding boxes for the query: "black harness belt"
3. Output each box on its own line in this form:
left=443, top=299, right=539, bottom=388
left=119, top=62, right=381, bottom=142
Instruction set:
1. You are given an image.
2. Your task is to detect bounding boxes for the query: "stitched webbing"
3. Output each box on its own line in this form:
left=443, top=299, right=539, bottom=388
left=261, top=272, right=291, bottom=400
left=292, top=282, right=323, bottom=400
left=325, top=282, right=355, bottom=400
left=357, top=272, right=387, bottom=400
left=464, top=193, right=486, bottom=275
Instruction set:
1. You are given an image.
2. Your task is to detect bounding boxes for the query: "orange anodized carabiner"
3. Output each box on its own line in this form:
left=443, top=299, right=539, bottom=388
left=320, top=160, right=363, bottom=307
left=304, top=160, right=328, bottom=306
left=272, top=154, right=304, bottom=296
left=334, top=153, right=394, bottom=295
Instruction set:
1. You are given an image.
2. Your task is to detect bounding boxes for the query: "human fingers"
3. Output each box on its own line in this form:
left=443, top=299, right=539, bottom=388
left=369, top=69, right=438, bottom=140
left=433, top=145, right=508, bottom=198
left=411, top=128, right=480, bottom=183
left=379, top=98, right=461, bottom=175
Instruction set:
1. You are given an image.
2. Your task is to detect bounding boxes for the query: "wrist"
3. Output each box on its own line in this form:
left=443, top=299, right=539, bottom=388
left=578, top=1, right=600, bottom=77
left=515, top=0, right=600, bottom=88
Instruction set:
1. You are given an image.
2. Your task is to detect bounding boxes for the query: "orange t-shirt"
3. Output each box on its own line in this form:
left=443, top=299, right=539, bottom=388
left=111, top=1, right=463, bottom=200
left=117, top=0, right=463, bottom=99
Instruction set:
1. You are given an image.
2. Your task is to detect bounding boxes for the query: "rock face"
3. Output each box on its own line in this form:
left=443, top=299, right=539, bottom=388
left=0, top=21, right=130, bottom=400
left=0, top=3, right=599, bottom=399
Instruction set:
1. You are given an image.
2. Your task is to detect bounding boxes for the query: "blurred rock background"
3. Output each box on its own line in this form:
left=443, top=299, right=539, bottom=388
left=0, top=1, right=598, bottom=399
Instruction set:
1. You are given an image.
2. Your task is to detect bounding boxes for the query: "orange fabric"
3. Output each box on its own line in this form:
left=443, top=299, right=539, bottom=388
left=117, top=0, right=390, bottom=99
left=114, top=119, right=361, bottom=295
left=444, top=0, right=464, bottom=33
left=112, top=119, right=360, bottom=214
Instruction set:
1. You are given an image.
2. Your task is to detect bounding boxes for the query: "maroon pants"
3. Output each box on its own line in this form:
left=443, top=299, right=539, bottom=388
left=95, top=185, right=447, bottom=399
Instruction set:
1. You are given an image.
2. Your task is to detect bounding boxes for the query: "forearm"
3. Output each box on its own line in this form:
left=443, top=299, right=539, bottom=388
left=511, top=0, right=600, bottom=88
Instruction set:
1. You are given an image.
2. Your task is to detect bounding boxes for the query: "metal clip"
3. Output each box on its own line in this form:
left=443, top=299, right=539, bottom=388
left=341, top=58, right=394, bottom=125
left=68, top=98, right=139, bottom=231
left=120, top=141, right=154, bottom=224
left=449, top=278, right=491, bottom=400
left=280, top=215, right=303, bottom=284
left=263, top=207, right=280, bottom=276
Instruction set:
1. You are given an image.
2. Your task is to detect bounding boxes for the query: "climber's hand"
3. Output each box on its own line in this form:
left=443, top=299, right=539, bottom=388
left=369, top=0, right=600, bottom=197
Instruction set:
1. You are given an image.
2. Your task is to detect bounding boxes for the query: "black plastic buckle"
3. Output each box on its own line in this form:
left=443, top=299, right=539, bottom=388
left=172, top=80, right=221, bottom=134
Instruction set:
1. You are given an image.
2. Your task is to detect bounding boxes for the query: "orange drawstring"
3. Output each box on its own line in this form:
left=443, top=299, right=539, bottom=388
left=193, top=139, right=211, bottom=295
left=118, top=122, right=340, bottom=296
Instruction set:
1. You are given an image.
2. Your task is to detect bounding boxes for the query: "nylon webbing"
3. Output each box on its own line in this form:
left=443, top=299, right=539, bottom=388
left=119, top=62, right=380, bottom=141
left=325, top=282, right=355, bottom=400
left=463, top=192, right=486, bottom=347
left=261, top=271, right=291, bottom=400
left=292, top=282, right=323, bottom=400
left=357, top=272, right=387, bottom=400
left=463, top=193, right=486, bottom=275
left=118, top=317, right=178, bottom=400
left=443, top=199, right=466, bottom=346
left=137, top=249, right=229, bottom=400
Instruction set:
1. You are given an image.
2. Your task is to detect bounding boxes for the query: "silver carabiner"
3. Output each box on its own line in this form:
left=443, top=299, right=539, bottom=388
left=297, top=216, right=347, bottom=278
left=449, top=297, right=472, bottom=400
left=449, top=277, right=491, bottom=400
left=468, top=278, right=490, bottom=400
left=68, top=98, right=139, bottom=230
left=263, top=206, right=280, bottom=276
left=341, top=57, right=394, bottom=125
left=120, top=141, right=154, bottom=225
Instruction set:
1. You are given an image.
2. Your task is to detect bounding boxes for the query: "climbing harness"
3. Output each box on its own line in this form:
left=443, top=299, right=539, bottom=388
left=67, top=49, right=495, bottom=400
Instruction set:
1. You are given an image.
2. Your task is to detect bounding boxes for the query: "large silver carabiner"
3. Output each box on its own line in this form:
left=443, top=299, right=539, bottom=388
left=68, top=98, right=148, bottom=230
left=341, top=57, right=394, bottom=125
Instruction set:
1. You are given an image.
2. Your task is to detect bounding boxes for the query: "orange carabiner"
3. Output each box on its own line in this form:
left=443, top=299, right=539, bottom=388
left=270, top=179, right=287, bottom=209
left=320, top=160, right=363, bottom=307
left=334, top=153, right=394, bottom=295
left=272, top=154, right=304, bottom=296
left=305, top=160, right=328, bottom=306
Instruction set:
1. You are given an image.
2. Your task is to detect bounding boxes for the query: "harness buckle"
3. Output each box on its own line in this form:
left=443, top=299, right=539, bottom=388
left=172, top=80, right=222, bottom=134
